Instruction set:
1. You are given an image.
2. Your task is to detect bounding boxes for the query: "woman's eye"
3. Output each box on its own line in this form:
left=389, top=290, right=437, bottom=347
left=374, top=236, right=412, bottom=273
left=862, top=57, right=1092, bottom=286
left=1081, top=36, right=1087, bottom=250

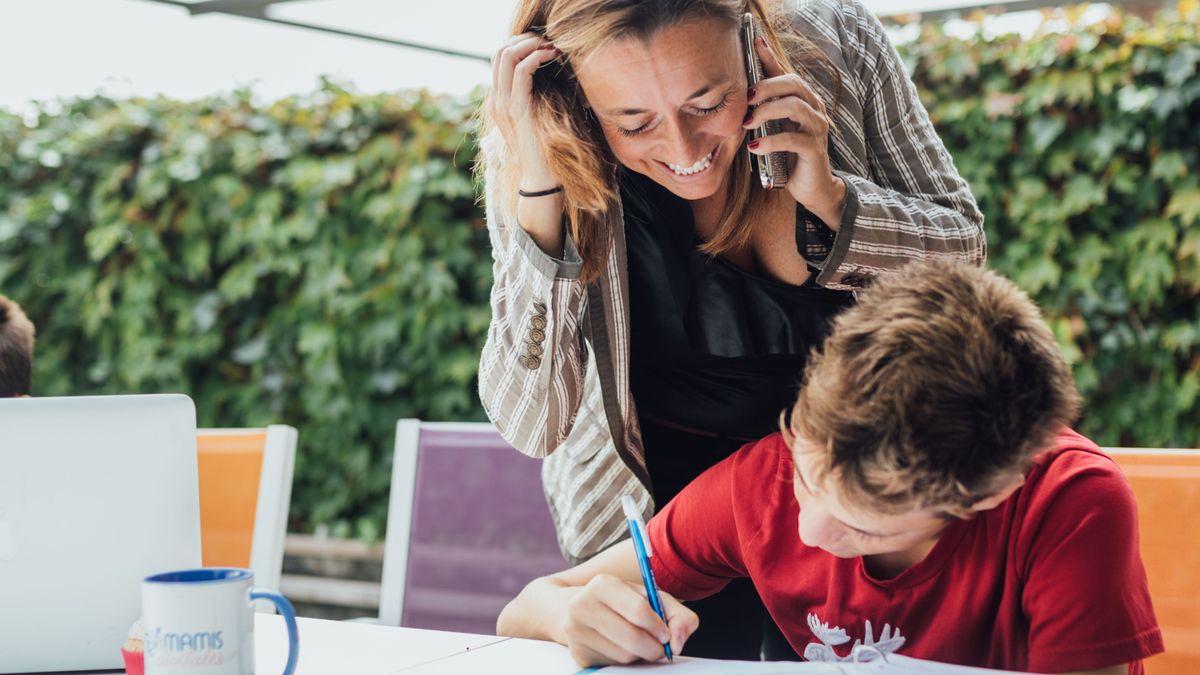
left=614, top=97, right=730, bottom=138
left=695, top=97, right=730, bottom=115
left=617, top=123, right=650, bottom=138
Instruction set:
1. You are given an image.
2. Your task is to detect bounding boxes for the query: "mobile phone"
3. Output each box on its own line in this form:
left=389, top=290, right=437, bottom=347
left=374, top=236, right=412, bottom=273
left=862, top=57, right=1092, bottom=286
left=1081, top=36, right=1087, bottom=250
left=741, top=13, right=789, bottom=190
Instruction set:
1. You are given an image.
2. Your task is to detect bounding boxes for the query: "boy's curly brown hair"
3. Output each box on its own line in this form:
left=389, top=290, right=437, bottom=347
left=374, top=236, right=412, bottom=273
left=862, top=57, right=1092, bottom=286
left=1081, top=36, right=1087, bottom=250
left=783, top=260, right=1080, bottom=518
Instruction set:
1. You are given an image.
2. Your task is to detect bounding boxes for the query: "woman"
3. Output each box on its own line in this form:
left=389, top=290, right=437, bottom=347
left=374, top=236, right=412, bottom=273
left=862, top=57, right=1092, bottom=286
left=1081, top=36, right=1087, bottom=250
left=478, top=0, right=984, bottom=659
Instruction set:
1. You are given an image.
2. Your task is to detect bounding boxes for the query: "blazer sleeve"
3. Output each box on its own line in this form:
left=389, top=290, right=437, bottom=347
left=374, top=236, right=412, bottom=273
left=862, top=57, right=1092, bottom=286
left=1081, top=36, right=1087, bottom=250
left=476, top=130, right=590, bottom=458
left=800, top=0, right=986, bottom=289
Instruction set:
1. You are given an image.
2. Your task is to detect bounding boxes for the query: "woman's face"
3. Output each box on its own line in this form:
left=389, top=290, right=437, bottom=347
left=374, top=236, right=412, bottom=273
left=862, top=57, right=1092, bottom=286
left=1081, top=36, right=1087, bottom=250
left=574, top=15, right=749, bottom=202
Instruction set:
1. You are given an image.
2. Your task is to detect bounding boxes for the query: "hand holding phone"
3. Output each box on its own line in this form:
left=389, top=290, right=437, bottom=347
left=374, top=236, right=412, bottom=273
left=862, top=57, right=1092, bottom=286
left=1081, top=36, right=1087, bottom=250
left=741, top=13, right=789, bottom=190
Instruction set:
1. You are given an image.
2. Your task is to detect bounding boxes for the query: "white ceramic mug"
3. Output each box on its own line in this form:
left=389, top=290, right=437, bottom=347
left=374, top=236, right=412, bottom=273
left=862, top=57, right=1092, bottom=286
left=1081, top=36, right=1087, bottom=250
left=142, top=568, right=299, bottom=675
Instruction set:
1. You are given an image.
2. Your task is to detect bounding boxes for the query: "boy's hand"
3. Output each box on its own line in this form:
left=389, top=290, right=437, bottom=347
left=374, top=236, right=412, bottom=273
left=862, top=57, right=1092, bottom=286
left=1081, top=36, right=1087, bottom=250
left=561, top=573, right=699, bottom=667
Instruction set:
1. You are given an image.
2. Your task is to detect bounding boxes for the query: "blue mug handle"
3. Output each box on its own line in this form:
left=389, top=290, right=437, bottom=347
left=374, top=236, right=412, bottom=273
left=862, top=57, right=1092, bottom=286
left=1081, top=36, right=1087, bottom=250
left=250, top=589, right=299, bottom=675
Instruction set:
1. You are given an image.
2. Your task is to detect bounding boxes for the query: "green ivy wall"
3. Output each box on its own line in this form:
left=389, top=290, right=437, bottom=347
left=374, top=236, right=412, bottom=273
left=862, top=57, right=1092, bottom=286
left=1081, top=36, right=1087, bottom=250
left=1, top=6, right=1196, bottom=537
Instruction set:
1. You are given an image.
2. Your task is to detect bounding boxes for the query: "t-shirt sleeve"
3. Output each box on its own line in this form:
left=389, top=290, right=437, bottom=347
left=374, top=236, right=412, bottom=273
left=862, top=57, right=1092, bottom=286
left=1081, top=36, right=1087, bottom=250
left=1020, top=452, right=1165, bottom=673
left=647, top=442, right=763, bottom=602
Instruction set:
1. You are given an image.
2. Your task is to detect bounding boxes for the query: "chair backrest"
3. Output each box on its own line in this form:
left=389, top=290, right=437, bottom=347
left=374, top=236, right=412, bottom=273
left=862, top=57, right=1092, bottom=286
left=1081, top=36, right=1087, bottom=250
left=1104, top=447, right=1200, bottom=675
left=378, top=420, right=566, bottom=632
left=196, top=425, right=297, bottom=599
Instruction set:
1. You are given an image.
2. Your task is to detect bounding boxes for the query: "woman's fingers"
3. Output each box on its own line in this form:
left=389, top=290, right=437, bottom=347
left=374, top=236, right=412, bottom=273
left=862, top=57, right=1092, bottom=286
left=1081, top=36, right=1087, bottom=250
left=491, top=32, right=560, bottom=178
left=744, top=95, right=828, bottom=137
left=748, top=39, right=826, bottom=117
left=493, top=33, right=543, bottom=105
left=511, top=44, right=560, bottom=104
left=754, top=33, right=786, bottom=79
left=748, top=130, right=820, bottom=154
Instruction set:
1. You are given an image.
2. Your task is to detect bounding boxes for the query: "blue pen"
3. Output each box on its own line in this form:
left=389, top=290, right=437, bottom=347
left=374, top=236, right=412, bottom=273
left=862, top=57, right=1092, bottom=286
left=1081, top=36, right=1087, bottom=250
left=621, top=494, right=674, bottom=662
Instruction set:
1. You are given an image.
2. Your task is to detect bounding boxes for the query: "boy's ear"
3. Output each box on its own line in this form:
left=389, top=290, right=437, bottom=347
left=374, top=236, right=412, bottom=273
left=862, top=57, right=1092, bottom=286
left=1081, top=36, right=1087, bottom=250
left=969, top=475, right=1025, bottom=513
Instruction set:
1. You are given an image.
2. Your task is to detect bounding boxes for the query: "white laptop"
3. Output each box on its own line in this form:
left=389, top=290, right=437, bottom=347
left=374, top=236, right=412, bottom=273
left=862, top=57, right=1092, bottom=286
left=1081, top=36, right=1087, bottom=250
left=0, top=394, right=202, bottom=673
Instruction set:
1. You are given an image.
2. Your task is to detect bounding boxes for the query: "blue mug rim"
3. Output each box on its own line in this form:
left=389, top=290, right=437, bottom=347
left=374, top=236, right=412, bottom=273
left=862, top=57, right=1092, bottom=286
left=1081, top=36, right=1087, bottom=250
left=144, top=567, right=254, bottom=585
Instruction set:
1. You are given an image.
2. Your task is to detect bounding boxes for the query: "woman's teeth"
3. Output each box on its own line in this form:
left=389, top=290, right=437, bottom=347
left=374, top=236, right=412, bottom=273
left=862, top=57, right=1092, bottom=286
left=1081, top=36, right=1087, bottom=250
left=666, top=149, right=714, bottom=176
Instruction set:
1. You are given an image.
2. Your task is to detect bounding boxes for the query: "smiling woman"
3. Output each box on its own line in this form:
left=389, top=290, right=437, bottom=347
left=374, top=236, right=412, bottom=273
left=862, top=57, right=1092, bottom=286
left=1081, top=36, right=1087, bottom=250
left=476, top=0, right=985, bottom=662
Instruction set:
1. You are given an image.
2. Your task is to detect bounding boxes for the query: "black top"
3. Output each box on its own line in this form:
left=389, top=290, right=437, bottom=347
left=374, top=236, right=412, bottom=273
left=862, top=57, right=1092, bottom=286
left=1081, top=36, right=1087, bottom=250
left=622, top=170, right=855, bottom=443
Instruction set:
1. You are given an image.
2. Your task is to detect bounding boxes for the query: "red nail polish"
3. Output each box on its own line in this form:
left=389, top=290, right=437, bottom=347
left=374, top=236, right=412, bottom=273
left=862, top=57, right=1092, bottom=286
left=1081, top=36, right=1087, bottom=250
left=743, top=109, right=753, bottom=124
left=748, top=139, right=760, bottom=150
left=747, top=86, right=756, bottom=101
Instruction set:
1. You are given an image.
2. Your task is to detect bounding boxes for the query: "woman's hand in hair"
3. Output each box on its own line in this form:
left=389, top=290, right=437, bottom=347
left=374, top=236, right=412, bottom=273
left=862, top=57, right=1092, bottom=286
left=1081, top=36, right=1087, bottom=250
left=490, top=33, right=567, bottom=256
left=490, top=33, right=563, bottom=193
left=742, top=36, right=847, bottom=231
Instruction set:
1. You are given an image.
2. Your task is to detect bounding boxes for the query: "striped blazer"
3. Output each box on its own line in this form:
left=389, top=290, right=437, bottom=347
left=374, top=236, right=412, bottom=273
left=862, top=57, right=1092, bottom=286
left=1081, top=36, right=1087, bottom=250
left=478, top=0, right=986, bottom=563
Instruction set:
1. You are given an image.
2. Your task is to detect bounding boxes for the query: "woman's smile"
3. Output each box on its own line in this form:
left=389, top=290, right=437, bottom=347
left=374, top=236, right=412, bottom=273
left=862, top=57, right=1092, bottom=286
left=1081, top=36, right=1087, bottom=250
left=658, top=146, right=718, bottom=181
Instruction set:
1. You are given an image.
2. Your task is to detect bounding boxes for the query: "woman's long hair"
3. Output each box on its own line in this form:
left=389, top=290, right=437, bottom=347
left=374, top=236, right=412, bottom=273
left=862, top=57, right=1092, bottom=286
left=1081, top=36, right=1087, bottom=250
left=477, top=0, right=841, bottom=283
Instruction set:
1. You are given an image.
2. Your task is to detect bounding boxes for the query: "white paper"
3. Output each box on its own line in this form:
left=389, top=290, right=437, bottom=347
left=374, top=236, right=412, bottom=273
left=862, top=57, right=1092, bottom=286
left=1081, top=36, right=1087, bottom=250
left=599, top=654, right=1023, bottom=674
left=599, top=658, right=885, bottom=674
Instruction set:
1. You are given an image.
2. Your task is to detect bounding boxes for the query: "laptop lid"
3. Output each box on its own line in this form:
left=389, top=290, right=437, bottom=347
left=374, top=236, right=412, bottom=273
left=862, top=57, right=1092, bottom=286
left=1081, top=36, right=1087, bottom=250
left=0, top=394, right=202, bottom=673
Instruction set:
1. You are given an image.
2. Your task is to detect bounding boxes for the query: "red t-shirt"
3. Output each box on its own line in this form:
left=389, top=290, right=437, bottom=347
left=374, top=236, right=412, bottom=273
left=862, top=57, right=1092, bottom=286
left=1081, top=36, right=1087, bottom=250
left=648, top=429, right=1164, bottom=673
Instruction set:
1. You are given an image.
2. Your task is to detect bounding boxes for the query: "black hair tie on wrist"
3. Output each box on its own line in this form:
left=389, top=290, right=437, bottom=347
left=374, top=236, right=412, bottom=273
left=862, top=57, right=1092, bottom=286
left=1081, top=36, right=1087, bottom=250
left=518, top=185, right=564, bottom=198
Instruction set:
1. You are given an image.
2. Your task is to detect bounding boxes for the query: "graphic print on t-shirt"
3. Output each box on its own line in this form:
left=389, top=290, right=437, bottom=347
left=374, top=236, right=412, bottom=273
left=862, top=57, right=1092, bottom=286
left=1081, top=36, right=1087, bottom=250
left=803, top=613, right=906, bottom=663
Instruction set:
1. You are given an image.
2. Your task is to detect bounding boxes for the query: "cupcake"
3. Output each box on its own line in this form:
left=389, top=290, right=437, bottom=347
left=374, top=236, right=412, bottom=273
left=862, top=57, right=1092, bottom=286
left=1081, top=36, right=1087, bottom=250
left=120, top=619, right=144, bottom=675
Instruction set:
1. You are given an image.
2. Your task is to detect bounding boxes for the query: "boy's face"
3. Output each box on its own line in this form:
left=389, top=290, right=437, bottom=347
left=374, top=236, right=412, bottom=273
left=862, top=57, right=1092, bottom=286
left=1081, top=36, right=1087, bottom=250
left=790, top=442, right=950, bottom=560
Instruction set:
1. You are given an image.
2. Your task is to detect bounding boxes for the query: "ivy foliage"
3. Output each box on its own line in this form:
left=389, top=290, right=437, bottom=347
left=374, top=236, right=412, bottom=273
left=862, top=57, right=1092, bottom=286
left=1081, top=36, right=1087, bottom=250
left=1, top=5, right=1198, bottom=537
left=899, top=2, right=1200, bottom=447
left=0, top=85, right=490, bottom=539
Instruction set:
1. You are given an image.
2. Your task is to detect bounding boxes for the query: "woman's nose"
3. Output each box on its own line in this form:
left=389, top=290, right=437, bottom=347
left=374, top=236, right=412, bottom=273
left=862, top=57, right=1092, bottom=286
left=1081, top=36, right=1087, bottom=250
left=662, top=116, right=705, bottom=164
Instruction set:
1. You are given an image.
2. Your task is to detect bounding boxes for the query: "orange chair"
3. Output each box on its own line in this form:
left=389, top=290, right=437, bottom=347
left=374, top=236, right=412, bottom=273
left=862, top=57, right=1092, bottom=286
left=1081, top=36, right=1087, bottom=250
left=197, top=426, right=297, bottom=607
left=1105, top=447, right=1200, bottom=675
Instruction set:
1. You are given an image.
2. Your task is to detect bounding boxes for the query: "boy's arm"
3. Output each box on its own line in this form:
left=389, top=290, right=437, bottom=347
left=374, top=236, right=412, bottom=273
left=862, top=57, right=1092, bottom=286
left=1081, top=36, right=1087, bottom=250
left=496, top=539, right=699, bottom=666
left=1021, top=454, right=1163, bottom=673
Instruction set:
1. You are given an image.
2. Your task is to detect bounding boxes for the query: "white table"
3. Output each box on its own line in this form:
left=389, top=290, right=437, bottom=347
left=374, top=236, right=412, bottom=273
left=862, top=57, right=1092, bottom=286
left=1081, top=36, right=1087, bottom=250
left=401, top=631, right=583, bottom=674
left=252, top=614, right=525, bottom=674
left=90, top=614, right=1016, bottom=675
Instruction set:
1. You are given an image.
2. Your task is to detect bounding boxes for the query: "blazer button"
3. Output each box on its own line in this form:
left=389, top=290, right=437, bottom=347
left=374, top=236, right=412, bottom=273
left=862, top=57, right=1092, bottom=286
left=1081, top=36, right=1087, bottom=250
left=525, top=342, right=544, bottom=357
left=533, top=301, right=547, bottom=315
left=530, top=315, right=547, bottom=330
left=522, top=354, right=542, bottom=369
left=529, top=327, right=546, bottom=343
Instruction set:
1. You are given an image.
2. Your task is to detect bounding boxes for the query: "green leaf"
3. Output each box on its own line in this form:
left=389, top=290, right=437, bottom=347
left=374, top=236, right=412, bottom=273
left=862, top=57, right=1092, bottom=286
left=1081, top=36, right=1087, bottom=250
left=1027, top=115, right=1066, bottom=153
left=1165, top=186, right=1200, bottom=225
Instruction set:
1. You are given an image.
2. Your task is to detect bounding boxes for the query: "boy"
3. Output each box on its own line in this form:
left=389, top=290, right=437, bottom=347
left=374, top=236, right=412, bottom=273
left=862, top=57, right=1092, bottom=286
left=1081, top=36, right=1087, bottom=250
left=498, top=261, right=1163, bottom=674
left=0, top=294, right=35, bottom=398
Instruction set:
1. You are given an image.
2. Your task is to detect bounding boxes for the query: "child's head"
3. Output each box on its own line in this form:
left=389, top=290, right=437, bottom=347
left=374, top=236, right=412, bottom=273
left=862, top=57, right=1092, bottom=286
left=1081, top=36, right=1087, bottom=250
left=0, top=295, right=36, bottom=398
left=783, top=260, right=1080, bottom=557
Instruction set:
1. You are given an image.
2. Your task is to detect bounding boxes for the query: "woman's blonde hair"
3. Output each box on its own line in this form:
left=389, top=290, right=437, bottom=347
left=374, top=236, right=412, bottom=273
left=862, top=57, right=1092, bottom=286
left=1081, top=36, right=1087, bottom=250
left=478, top=0, right=841, bottom=283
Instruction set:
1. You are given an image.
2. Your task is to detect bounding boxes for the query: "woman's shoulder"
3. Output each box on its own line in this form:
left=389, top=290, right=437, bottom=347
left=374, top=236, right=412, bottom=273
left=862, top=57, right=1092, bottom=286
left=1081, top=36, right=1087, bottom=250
left=788, top=0, right=852, bottom=27
left=787, top=0, right=870, bottom=32
left=785, top=0, right=890, bottom=71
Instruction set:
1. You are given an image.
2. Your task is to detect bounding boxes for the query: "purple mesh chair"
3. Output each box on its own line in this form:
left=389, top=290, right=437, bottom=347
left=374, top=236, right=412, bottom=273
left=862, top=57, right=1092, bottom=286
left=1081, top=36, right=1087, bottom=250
left=377, top=420, right=567, bottom=633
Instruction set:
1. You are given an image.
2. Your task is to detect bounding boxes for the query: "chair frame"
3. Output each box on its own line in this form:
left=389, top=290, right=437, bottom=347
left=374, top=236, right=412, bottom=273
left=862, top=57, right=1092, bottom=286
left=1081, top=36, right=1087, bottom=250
left=378, top=419, right=501, bottom=627
left=197, top=425, right=297, bottom=599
